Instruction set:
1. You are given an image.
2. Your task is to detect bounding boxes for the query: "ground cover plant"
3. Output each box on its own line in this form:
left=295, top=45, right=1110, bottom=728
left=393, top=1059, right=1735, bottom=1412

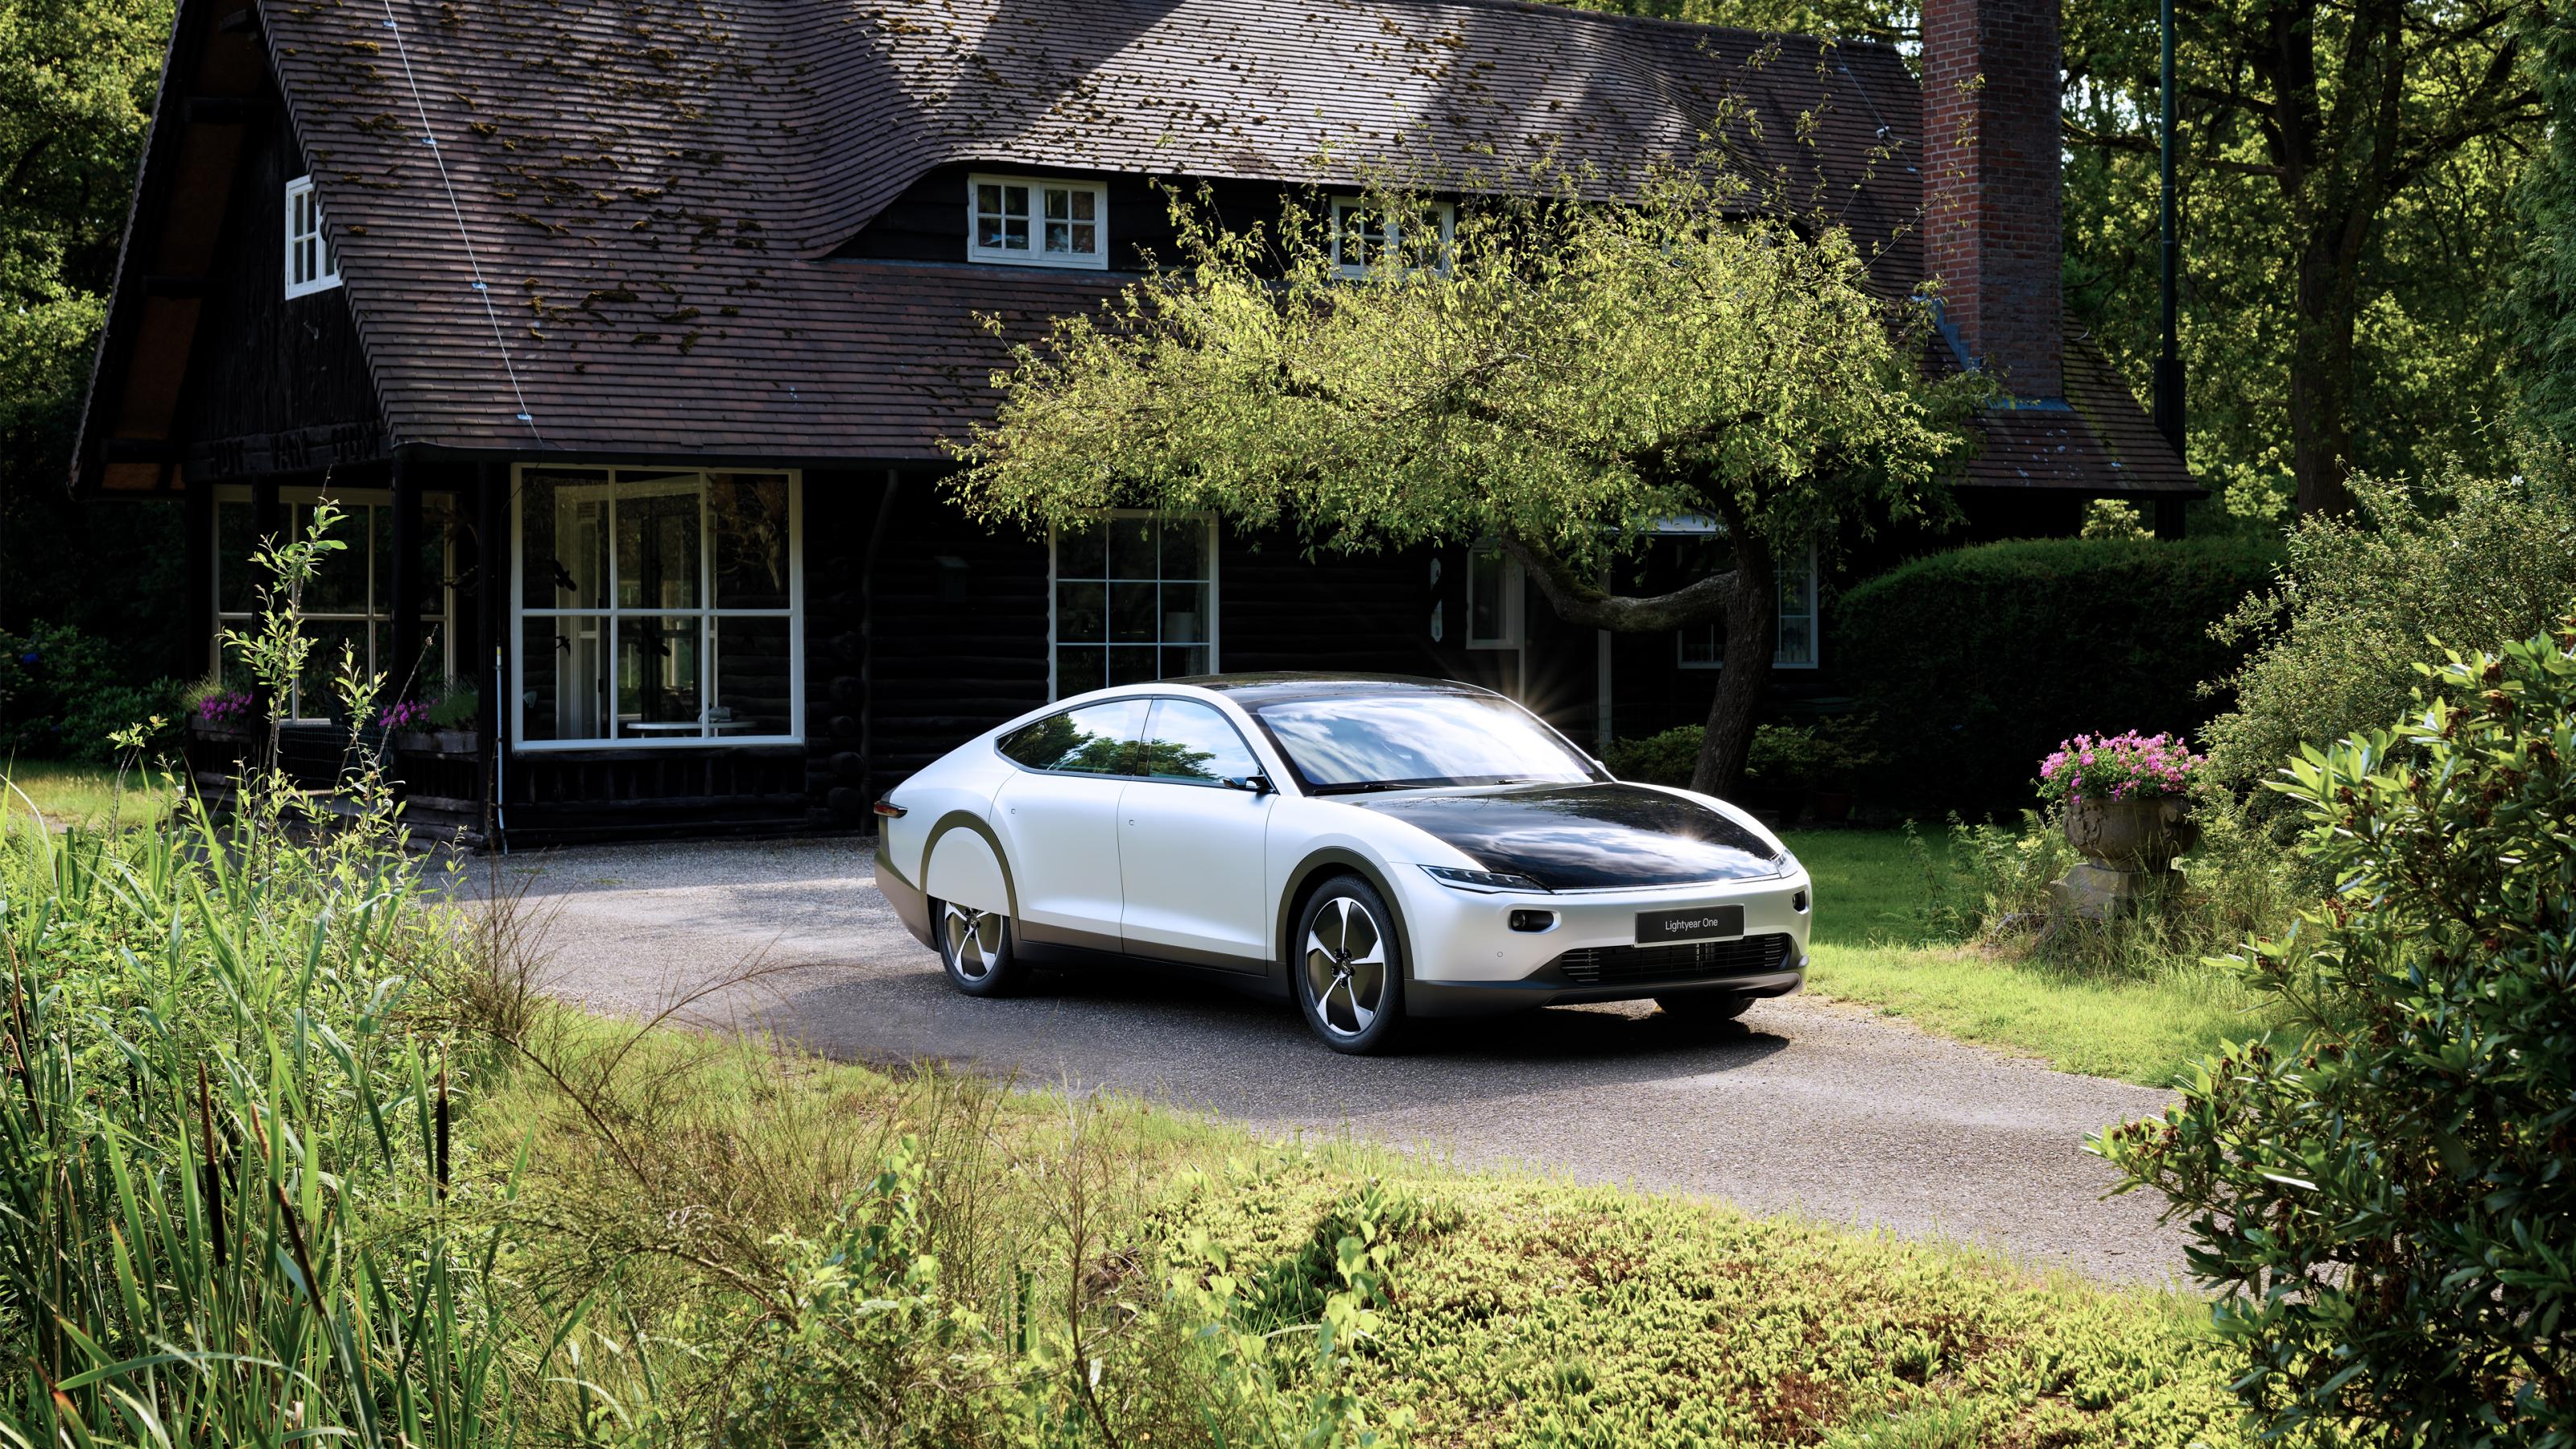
left=2099, top=618, right=2576, bottom=1443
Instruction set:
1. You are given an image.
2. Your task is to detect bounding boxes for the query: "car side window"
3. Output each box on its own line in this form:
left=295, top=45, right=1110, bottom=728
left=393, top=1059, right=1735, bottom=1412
left=1137, top=699, right=1260, bottom=786
left=997, top=699, right=1147, bottom=775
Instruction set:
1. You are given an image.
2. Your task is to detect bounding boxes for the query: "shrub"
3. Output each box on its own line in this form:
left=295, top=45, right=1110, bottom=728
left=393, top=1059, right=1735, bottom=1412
left=2203, top=460, right=2576, bottom=822
left=2096, top=619, right=2576, bottom=1443
left=1604, top=719, right=1875, bottom=793
left=1604, top=724, right=1703, bottom=786
left=0, top=620, right=180, bottom=763
left=1834, top=535, right=2280, bottom=818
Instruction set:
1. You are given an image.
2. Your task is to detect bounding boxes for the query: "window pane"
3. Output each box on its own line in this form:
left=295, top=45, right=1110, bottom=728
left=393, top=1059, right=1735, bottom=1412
left=1108, top=645, right=1159, bottom=687
left=1071, top=189, right=1096, bottom=221
left=1056, top=646, right=1106, bottom=697
left=1003, top=217, right=1028, bottom=249
left=1057, top=522, right=1108, bottom=579
left=978, top=213, right=1007, bottom=249
left=998, top=698, right=1144, bottom=774
left=297, top=621, right=369, bottom=721
left=1071, top=222, right=1096, bottom=254
left=1056, top=580, right=1105, bottom=642
left=1681, top=623, right=1721, bottom=666
left=977, top=183, right=1001, bottom=214
left=710, top=473, right=791, bottom=609
left=522, top=471, right=612, bottom=609
left=1160, top=582, right=1209, bottom=643
left=1045, top=188, right=1071, bottom=221
left=1158, top=518, right=1208, bottom=580
left=1108, top=580, right=1155, bottom=642
left=616, top=489, right=701, bottom=610
left=712, top=617, right=792, bottom=736
left=1003, top=184, right=1027, bottom=217
left=1045, top=221, right=1071, bottom=254
left=617, top=615, right=703, bottom=733
left=1161, top=645, right=1212, bottom=678
left=1138, top=699, right=1257, bottom=784
left=301, top=502, right=368, bottom=614
left=1468, top=547, right=1503, bottom=642
left=520, top=614, right=609, bottom=741
left=1775, top=617, right=1814, bottom=667
left=1108, top=516, right=1155, bottom=578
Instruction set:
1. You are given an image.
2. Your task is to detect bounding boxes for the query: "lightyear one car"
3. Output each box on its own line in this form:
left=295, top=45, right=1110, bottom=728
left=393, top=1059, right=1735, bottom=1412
left=872, top=675, right=1811, bottom=1053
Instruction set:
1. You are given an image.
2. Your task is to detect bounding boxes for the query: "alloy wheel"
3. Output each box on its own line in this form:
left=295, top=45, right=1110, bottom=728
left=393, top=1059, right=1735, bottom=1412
left=943, top=902, right=1005, bottom=983
left=1303, top=896, right=1388, bottom=1039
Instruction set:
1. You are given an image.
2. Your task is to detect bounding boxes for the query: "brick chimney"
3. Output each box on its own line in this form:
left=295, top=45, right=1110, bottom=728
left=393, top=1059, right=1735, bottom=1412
left=1922, top=0, right=2063, bottom=398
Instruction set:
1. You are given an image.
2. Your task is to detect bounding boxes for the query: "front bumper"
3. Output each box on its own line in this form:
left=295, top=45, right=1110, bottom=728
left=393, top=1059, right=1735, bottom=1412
left=1397, top=867, right=1810, bottom=1017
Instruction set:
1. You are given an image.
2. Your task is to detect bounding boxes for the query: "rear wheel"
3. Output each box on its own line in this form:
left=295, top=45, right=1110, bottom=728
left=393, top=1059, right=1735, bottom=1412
left=1294, top=876, right=1406, bottom=1055
left=1656, top=991, right=1754, bottom=1022
left=939, top=899, right=1023, bottom=997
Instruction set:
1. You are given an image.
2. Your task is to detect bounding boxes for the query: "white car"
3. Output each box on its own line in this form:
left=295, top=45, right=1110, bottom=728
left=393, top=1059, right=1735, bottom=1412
left=872, top=675, right=1812, bottom=1053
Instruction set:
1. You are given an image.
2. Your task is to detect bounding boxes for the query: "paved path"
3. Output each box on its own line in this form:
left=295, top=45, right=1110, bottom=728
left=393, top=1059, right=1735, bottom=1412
left=473, top=836, right=2190, bottom=1284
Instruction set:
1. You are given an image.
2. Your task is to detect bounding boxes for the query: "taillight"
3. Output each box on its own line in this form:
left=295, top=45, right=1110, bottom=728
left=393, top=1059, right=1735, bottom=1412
left=873, top=798, right=906, bottom=818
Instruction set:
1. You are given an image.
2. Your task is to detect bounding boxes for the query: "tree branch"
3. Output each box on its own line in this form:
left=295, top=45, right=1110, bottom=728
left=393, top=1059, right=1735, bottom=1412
left=1501, top=536, right=1733, bottom=633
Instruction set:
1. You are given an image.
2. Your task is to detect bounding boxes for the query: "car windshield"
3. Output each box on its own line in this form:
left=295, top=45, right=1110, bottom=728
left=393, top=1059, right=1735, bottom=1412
left=1253, top=693, right=1600, bottom=794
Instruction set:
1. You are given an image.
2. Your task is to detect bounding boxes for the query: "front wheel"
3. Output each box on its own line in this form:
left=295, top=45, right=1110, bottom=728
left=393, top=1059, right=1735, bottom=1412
left=939, top=899, right=1024, bottom=997
left=1294, top=876, right=1406, bottom=1054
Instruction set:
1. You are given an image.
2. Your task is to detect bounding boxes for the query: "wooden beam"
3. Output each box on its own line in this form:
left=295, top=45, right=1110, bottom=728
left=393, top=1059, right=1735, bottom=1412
left=389, top=459, right=423, bottom=694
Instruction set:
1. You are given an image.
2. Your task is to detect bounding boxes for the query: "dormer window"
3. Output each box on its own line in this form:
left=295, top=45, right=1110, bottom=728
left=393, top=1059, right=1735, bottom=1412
left=284, top=174, right=340, bottom=298
left=968, top=175, right=1108, bottom=270
left=1331, top=197, right=1455, bottom=277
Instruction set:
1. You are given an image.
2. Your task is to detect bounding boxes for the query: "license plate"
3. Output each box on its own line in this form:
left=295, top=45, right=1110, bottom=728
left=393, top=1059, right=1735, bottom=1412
left=1636, top=904, right=1744, bottom=943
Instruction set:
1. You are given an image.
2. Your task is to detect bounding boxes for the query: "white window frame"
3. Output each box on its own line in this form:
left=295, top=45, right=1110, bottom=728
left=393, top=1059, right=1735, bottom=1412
left=284, top=174, right=341, bottom=299
left=1330, top=196, right=1456, bottom=278
left=1464, top=542, right=1522, bottom=650
left=1677, top=538, right=1821, bottom=671
left=1046, top=511, right=1220, bottom=700
left=965, top=174, right=1110, bottom=270
left=510, top=464, right=805, bottom=752
left=210, top=485, right=453, bottom=720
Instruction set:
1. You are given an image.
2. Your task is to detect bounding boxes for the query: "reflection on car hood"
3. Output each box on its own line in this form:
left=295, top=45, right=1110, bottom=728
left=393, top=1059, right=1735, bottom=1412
left=1350, top=782, right=1786, bottom=890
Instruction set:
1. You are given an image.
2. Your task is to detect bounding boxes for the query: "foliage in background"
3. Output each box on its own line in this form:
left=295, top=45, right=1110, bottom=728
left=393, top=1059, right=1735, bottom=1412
left=2099, top=620, right=2576, bottom=1443
left=2202, top=456, right=2576, bottom=823
left=2504, top=0, right=2576, bottom=452
left=0, top=620, right=178, bottom=762
left=947, top=163, right=1979, bottom=795
left=1833, top=534, right=2278, bottom=817
left=1604, top=718, right=1876, bottom=793
left=0, top=0, right=187, bottom=679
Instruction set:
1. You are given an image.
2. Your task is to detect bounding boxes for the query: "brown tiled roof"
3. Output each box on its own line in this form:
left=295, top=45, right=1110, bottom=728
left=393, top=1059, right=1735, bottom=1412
left=1959, top=335, right=2195, bottom=493
left=256, top=0, right=1922, bottom=458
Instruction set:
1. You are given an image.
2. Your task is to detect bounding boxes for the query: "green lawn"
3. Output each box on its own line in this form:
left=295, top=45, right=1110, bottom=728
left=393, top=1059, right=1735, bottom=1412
left=1781, top=827, right=2269, bottom=1088
left=0, top=758, right=179, bottom=831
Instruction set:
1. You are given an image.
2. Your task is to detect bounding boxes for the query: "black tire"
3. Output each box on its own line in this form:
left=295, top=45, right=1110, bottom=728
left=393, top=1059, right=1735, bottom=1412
left=1293, top=875, right=1407, bottom=1054
left=1656, top=991, right=1754, bottom=1022
left=937, top=898, right=1024, bottom=997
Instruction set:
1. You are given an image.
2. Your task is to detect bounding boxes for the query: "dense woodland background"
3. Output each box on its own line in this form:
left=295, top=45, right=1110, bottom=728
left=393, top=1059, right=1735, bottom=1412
left=2, top=0, right=2570, bottom=694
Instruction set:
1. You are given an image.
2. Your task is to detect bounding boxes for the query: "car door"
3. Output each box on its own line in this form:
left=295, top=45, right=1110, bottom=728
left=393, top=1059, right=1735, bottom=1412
left=1118, top=697, right=1274, bottom=968
left=991, top=697, right=1146, bottom=951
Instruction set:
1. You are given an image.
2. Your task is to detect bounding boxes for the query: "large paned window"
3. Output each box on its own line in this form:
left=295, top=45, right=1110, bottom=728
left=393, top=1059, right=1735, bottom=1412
left=1051, top=514, right=1216, bottom=698
left=284, top=175, right=341, bottom=298
left=213, top=488, right=452, bottom=719
left=967, top=175, right=1108, bottom=269
left=513, top=466, right=802, bottom=748
left=1677, top=540, right=1820, bottom=671
left=1330, top=197, right=1455, bottom=277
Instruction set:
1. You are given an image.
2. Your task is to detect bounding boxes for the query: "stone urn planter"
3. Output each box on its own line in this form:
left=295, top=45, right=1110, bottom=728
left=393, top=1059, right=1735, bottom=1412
left=2051, top=795, right=2198, bottom=919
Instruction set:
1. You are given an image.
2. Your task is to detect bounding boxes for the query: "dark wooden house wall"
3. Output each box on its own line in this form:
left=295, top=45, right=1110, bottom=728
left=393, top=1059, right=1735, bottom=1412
left=175, top=97, right=385, bottom=479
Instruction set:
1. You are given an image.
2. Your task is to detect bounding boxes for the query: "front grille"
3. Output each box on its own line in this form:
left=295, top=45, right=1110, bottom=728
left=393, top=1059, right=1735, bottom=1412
left=1550, top=932, right=1797, bottom=987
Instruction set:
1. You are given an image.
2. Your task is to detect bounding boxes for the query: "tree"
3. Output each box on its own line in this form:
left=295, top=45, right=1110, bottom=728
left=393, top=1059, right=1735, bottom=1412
left=2059, top=0, right=2544, bottom=517
left=2504, top=0, right=2576, bottom=449
left=946, top=172, right=1978, bottom=794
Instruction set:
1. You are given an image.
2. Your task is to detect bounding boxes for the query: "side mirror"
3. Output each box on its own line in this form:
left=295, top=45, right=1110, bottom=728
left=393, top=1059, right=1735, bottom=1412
left=1227, top=773, right=1275, bottom=795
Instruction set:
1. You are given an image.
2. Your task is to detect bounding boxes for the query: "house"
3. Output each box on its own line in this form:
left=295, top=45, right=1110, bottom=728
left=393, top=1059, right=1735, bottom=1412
left=72, top=0, right=2193, bottom=844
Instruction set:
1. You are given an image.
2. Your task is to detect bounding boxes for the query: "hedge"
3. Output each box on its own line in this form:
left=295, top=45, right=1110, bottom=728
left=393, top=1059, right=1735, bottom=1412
left=1832, top=534, right=2281, bottom=819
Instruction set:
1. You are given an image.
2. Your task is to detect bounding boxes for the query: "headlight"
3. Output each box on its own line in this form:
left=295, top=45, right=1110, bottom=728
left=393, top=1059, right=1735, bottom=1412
left=1420, top=865, right=1547, bottom=894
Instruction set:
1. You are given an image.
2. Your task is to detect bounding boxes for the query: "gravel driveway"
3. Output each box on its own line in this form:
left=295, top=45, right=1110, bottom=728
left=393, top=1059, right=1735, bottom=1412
left=473, top=836, right=2189, bottom=1284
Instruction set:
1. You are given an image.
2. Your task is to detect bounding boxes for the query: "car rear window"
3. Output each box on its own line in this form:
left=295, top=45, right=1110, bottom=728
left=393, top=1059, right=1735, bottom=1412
left=997, top=699, right=1146, bottom=774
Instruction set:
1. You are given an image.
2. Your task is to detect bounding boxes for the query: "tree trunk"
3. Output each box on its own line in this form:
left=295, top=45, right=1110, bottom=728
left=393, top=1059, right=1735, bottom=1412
left=1688, top=545, right=1776, bottom=797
